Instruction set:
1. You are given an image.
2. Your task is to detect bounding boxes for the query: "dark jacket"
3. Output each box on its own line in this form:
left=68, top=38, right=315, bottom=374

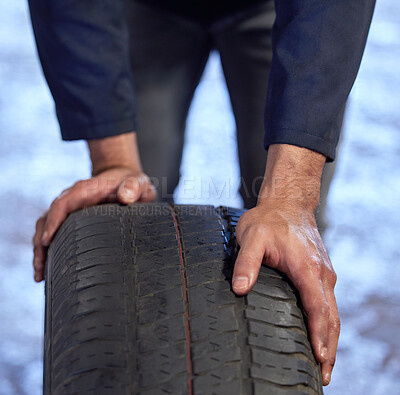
left=28, top=0, right=375, bottom=160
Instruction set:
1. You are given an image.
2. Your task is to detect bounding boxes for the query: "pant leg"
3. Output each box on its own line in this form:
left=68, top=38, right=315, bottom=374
left=213, top=1, right=340, bottom=234
left=126, top=1, right=211, bottom=202
left=212, top=1, right=275, bottom=208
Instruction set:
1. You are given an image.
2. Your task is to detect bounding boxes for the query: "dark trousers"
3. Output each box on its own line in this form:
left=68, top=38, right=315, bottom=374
left=126, top=0, right=335, bottom=231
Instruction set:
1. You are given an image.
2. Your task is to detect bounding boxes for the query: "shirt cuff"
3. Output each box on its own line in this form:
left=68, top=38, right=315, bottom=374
left=60, top=117, right=137, bottom=141
left=264, top=128, right=337, bottom=162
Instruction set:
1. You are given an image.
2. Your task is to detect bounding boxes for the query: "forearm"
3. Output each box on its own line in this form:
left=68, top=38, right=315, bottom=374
left=258, top=144, right=325, bottom=212
left=88, top=132, right=143, bottom=176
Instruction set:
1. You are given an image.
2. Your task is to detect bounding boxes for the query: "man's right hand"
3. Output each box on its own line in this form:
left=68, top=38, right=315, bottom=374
left=232, top=144, right=339, bottom=385
left=33, top=132, right=156, bottom=282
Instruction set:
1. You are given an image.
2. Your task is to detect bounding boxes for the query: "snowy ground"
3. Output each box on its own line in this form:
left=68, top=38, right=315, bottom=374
left=0, top=1, right=399, bottom=394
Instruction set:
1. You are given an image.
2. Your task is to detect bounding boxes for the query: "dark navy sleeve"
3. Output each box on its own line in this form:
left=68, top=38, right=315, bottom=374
left=265, top=0, right=376, bottom=161
left=28, top=0, right=136, bottom=140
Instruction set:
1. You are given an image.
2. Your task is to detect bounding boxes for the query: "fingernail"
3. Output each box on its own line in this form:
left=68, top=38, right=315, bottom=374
left=124, top=184, right=139, bottom=200
left=324, top=372, right=331, bottom=385
left=124, top=188, right=136, bottom=198
left=320, top=346, right=328, bottom=361
left=233, top=276, right=249, bottom=290
left=42, top=231, right=49, bottom=245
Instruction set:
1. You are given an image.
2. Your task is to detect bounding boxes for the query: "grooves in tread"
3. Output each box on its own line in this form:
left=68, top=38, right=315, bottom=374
left=171, top=206, right=194, bottom=395
left=45, top=204, right=190, bottom=395
left=44, top=203, right=323, bottom=395
left=175, top=205, right=251, bottom=395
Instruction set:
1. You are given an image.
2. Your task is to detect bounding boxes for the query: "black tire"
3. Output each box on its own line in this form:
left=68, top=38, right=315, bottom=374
left=44, top=203, right=323, bottom=395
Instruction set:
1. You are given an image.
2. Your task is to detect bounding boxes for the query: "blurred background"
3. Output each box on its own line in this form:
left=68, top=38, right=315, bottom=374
left=0, top=1, right=399, bottom=394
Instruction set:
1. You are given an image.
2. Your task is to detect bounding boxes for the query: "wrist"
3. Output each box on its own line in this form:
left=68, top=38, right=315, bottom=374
left=88, top=132, right=143, bottom=176
left=258, top=144, right=326, bottom=212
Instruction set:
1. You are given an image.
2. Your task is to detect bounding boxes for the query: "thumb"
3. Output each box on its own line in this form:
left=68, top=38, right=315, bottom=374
left=117, top=176, right=142, bottom=204
left=232, top=230, right=266, bottom=295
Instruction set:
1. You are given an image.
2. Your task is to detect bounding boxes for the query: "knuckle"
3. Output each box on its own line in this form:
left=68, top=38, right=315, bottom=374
left=35, top=217, right=45, bottom=233
left=235, top=212, right=250, bottom=234
left=44, top=219, right=56, bottom=232
left=56, top=187, right=73, bottom=202
left=122, top=176, right=140, bottom=189
left=36, top=216, right=44, bottom=227
left=74, top=181, right=88, bottom=195
left=70, top=180, right=88, bottom=197
left=329, top=269, right=338, bottom=286
left=252, top=223, right=269, bottom=235
left=33, top=229, right=44, bottom=245
left=32, top=234, right=39, bottom=246
left=73, top=180, right=85, bottom=189
left=50, top=197, right=63, bottom=211
left=242, top=223, right=269, bottom=242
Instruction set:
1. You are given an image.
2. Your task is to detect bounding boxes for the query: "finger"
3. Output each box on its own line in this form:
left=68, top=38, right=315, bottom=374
left=321, top=288, right=340, bottom=385
left=232, top=228, right=266, bottom=295
left=117, top=176, right=142, bottom=204
left=139, top=179, right=157, bottom=202
left=33, top=217, right=47, bottom=282
left=33, top=245, right=46, bottom=282
left=40, top=179, right=115, bottom=246
left=288, top=261, right=330, bottom=364
left=40, top=195, right=71, bottom=246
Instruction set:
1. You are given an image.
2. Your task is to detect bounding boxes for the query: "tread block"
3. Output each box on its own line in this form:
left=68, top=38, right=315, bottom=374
left=252, top=381, right=310, bottom=395
left=137, top=316, right=187, bottom=353
left=188, top=282, right=235, bottom=316
left=184, top=244, right=228, bottom=265
left=53, top=313, right=126, bottom=355
left=52, top=340, right=128, bottom=383
left=74, top=222, right=122, bottom=241
left=76, top=238, right=123, bottom=255
left=191, top=332, right=242, bottom=372
left=192, top=365, right=243, bottom=394
left=137, top=265, right=182, bottom=297
left=138, top=343, right=188, bottom=387
left=135, top=247, right=180, bottom=271
left=186, top=262, right=233, bottom=287
left=252, top=276, right=299, bottom=301
left=250, top=348, right=318, bottom=390
left=182, top=231, right=226, bottom=249
left=138, top=375, right=188, bottom=395
left=246, top=292, right=304, bottom=327
left=190, top=306, right=239, bottom=342
left=134, top=233, right=178, bottom=254
left=180, top=220, right=223, bottom=234
left=247, top=321, right=313, bottom=358
left=54, top=367, right=128, bottom=394
left=136, top=287, right=185, bottom=325
left=134, top=221, right=176, bottom=237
